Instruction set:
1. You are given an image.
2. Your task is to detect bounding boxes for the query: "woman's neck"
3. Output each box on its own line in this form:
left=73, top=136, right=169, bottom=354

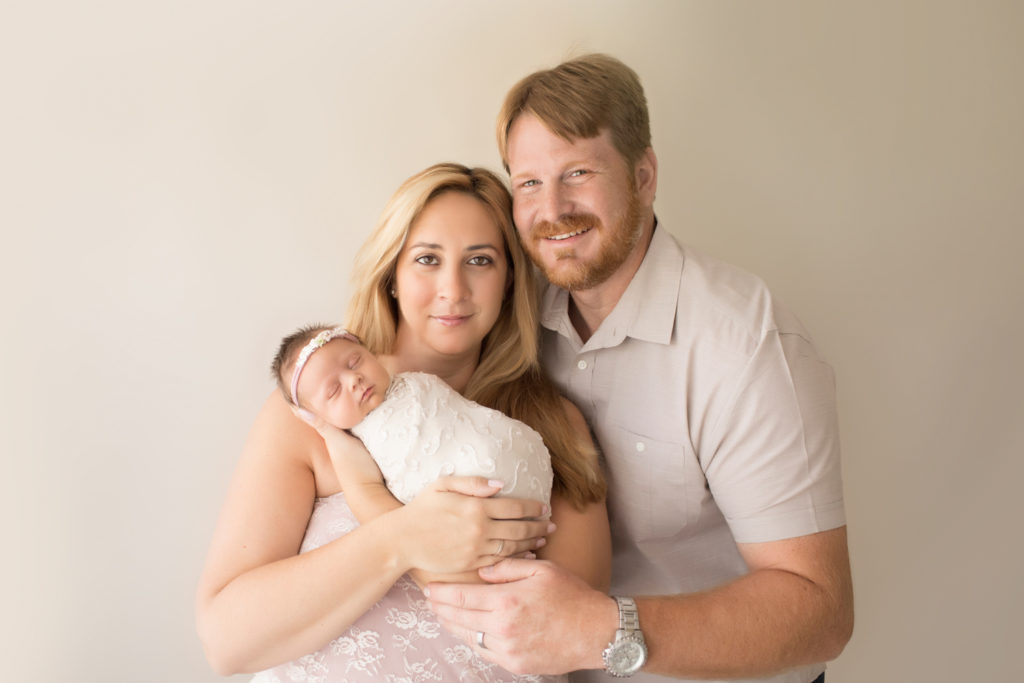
left=382, top=338, right=479, bottom=395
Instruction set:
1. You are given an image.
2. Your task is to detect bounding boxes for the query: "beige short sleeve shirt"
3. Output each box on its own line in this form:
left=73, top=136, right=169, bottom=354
left=542, top=227, right=845, bottom=683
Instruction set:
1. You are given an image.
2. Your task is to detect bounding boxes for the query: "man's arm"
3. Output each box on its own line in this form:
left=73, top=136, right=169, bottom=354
left=427, top=525, right=852, bottom=677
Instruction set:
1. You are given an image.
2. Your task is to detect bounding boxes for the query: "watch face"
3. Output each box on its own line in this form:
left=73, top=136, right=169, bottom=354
left=608, top=639, right=646, bottom=674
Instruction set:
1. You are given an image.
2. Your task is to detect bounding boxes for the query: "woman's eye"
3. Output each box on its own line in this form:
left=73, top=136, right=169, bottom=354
left=415, top=254, right=439, bottom=266
left=467, top=255, right=493, bottom=266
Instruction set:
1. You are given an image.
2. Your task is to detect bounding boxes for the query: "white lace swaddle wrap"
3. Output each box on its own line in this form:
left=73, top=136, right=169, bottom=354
left=350, top=372, right=553, bottom=506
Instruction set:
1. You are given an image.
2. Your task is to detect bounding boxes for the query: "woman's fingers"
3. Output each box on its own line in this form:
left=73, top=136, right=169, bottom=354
left=481, top=495, right=551, bottom=521
left=488, top=536, right=542, bottom=559
left=397, top=481, right=555, bottom=574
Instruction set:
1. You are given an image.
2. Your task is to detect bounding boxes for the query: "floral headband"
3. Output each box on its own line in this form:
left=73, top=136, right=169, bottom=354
left=290, top=326, right=361, bottom=406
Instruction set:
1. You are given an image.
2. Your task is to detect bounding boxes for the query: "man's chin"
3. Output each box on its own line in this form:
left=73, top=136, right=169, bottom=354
left=541, top=261, right=597, bottom=291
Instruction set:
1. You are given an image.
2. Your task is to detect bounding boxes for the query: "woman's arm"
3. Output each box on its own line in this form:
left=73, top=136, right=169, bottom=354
left=196, top=391, right=550, bottom=674
left=535, top=398, right=611, bottom=592
left=195, top=391, right=422, bottom=673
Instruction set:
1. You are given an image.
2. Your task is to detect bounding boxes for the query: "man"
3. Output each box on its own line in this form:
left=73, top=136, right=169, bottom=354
left=427, top=54, right=853, bottom=683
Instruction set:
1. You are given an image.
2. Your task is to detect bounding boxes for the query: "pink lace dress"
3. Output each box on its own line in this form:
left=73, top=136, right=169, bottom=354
left=250, top=491, right=566, bottom=683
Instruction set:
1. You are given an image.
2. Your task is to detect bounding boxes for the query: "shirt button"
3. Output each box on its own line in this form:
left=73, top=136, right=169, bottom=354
left=577, top=359, right=588, bottom=370
left=635, top=442, right=646, bottom=452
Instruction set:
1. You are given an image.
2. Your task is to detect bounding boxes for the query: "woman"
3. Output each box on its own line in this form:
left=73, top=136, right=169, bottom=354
left=196, top=163, right=610, bottom=680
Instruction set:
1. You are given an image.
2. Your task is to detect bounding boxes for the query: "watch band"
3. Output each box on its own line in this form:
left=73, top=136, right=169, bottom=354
left=603, top=596, right=648, bottom=677
left=617, top=596, right=640, bottom=631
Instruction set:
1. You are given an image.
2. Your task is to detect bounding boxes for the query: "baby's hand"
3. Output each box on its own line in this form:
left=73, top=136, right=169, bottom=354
left=290, top=405, right=319, bottom=427
left=289, top=405, right=360, bottom=450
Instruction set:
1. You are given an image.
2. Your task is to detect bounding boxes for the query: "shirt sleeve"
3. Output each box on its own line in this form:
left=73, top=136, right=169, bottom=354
left=701, top=323, right=846, bottom=544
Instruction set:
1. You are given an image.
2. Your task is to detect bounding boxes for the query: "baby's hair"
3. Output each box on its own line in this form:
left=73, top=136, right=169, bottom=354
left=270, top=323, right=335, bottom=405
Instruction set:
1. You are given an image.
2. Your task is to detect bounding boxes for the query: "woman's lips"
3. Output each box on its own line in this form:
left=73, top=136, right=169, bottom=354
left=432, top=314, right=470, bottom=327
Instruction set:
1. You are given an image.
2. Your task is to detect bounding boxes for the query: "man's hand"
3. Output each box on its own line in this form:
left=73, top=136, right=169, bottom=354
left=426, top=558, right=616, bottom=675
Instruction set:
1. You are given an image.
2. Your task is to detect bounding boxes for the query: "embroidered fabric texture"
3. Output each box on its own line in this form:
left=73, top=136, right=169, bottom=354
left=250, top=492, right=564, bottom=683
left=351, top=372, right=553, bottom=506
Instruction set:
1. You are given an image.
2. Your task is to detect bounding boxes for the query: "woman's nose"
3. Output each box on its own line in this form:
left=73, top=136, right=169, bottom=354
left=438, top=266, right=470, bottom=302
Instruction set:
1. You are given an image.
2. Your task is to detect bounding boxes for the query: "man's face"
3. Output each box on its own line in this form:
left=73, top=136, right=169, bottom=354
left=506, top=113, right=645, bottom=292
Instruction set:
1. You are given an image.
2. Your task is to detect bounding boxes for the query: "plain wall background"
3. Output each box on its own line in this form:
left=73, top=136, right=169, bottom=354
left=2, top=2, right=1021, bottom=681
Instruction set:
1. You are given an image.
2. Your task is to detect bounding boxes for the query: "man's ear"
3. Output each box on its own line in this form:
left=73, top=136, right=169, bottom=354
left=634, top=147, right=658, bottom=205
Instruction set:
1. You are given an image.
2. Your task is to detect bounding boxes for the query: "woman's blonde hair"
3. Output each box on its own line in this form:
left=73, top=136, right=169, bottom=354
left=345, top=163, right=604, bottom=508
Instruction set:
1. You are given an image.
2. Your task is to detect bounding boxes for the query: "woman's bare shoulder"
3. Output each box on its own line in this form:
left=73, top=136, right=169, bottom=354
left=244, top=390, right=339, bottom=496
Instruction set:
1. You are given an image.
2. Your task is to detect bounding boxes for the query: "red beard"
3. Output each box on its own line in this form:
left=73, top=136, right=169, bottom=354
left=523, top=188, right=644, bottom=291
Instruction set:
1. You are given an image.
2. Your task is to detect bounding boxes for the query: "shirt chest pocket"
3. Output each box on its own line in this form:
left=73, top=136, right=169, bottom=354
left=603, top=425, right=705, bottom=542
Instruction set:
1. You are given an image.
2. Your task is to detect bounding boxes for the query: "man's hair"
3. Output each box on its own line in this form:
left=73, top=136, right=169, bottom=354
left=497, top=53, right=651, bottom=172
left=270, top=323, right=333, bottom=405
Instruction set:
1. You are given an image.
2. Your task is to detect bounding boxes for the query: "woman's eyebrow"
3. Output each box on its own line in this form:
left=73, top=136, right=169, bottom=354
left=407, top=241, right=500, bottom=252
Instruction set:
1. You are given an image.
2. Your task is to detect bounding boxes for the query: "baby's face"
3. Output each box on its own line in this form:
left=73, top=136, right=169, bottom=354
left=292, top=338, right=391, bottom=429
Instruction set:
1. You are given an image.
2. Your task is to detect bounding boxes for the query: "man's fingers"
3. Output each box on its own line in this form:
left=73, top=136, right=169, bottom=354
left=426, top=581, right=490, bottom=611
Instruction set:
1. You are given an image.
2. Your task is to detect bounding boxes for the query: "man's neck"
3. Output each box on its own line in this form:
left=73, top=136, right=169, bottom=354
left=568, top=217, right=656, bottom=343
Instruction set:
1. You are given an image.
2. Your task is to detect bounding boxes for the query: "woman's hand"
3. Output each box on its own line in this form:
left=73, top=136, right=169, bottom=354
left=393, top=477, right=554, bottom=575
left=291, top=407, right=553, bottom=577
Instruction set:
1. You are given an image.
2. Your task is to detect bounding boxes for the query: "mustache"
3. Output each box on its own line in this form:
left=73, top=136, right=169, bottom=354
left=532, top=213, right=602, bottom=239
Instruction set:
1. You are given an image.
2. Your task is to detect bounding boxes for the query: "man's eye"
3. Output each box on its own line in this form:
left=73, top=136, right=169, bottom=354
left=568, top=169, right=588, bottom=178
left=521, top=179, right=539, bottom=188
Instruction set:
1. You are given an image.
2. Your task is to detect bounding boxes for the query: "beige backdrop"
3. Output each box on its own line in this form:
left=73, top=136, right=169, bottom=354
left=2, top=2, right=1021, bottom=681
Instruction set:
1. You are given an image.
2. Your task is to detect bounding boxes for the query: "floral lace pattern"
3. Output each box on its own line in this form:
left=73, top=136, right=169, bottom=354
left=351, top=372, right=553, bottom=507
left=251, top=493, right=565, bottom=683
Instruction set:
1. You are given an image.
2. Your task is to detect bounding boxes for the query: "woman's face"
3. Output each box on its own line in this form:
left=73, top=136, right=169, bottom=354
left=392, top=191, right=510, bottom=363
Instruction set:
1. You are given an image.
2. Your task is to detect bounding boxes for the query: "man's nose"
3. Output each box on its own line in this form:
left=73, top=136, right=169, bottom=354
left=538, top=185, right=573, bottom=225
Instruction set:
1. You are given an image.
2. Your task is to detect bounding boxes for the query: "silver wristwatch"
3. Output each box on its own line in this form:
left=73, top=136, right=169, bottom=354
left=602, top=596, right=648, bottom=677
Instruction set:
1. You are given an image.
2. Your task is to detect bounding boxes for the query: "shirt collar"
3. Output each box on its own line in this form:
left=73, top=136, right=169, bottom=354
left=540, top=222, right=684, bottom=350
